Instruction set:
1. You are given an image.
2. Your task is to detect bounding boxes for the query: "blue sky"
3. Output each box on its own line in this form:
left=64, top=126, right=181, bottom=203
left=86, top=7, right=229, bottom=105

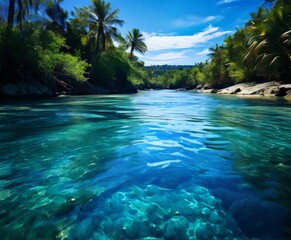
left=62, top=0, right=265, bottom=66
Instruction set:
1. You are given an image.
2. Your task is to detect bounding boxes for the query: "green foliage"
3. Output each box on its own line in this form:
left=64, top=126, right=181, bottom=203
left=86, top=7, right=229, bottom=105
left=51, top=53, right=89, bottom=82
left=90, top=49, right=131, bottom=89
left=190, top=67, right=206, bottom=85
left=146, top=67, right=204, bottom=89
left=0, top=23, right=44, bottom=83
left=191, top=0, right=291, bottom=87
left=0, top=23, right=89, bottom=89
left=1, top=0, right=149, bottom=95
left=125, top=28, right=147, bottom=60
left=227, top=62, right=245, bottom=83
left=76, top=0, right=124, bottom=53
left=128, top=60, right=148, bottom=87
left=144, top=63, right=209, bottom=89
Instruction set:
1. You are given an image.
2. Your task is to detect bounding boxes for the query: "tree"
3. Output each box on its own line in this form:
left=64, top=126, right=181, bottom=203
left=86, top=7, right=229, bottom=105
left=46, top=0, right=68, bottom=33
left=7, top=0, right=40, bottom=29
left=78, top=0, right=124, bottom=53
left=207, top=44, right=224, bottom=86
left=7, top=0, right=16, bottom=28
left=125, top=28, right=147, bottom=60
left=244, top=1, right=291, bottom=81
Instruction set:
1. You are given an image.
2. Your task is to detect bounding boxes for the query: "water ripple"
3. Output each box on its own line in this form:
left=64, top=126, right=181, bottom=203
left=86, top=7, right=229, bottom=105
left=0, top=91, right=290, bottom=239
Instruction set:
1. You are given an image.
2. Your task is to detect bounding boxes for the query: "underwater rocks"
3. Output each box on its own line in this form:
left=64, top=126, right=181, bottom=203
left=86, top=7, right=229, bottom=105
left=67, top=184, right=247, bottom=240
left=164, top=216, right=189, bottom=240
left=0, top=183, right=247, bottom=239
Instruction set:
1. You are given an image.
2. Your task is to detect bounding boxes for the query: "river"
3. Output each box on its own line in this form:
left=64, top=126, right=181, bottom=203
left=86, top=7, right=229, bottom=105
left=0, top=90, right=291, bottom=239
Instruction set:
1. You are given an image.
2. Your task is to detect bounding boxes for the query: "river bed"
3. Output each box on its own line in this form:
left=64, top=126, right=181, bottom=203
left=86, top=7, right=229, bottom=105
left=0, top=90, right=290, bottom=239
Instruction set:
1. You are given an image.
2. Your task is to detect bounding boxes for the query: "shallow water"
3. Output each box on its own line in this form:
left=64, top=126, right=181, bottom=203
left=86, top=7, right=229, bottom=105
left=0, top=90, right=291, bottom=239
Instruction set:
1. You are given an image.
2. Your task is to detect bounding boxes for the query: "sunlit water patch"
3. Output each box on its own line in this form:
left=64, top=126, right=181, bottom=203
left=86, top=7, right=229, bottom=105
left=0, top=91, right=291, bottom=239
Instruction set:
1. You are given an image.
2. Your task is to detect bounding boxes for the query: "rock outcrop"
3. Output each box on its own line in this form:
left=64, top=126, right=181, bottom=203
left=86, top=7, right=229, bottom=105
left=196, top=82, right=291, bottom=98
left=0, top=82, right=54, bottom=97
left=0, top=78, right=137, bottom=98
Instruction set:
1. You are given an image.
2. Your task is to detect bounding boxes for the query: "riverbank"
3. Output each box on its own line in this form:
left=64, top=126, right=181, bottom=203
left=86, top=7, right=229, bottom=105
left=0, top=79, right=137, bottom=99
left=197, top=82, right=291, bottom=98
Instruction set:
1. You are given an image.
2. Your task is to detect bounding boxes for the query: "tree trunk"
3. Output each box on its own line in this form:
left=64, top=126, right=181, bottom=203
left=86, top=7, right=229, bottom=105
left=8, top=0, right=16, bottom=28
left=17, top=0, right=23, bottom=30
left=97, top=25, right=106, bottom=52
left=101, top=31, right=106, bottom=52
left=129, top=44, right=134, bottom=61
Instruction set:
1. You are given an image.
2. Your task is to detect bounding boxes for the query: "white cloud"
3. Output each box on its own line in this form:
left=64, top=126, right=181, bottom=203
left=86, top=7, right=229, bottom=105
left=143, top=53, right=209, bottom=66
left=197, top=48, right=211, bottom=55
left=144, top=58, right=191, bottom=66
left=138, top=25, right=233, bottom=65
left=143, top=25, right=232, bottom=51
left=150, top=52, right=189, bottom=61
left=173, top=15, right=223, bottom=28
left=139, top=50, right=193, bottom=65
left=217, top=0, right=238, bottom=5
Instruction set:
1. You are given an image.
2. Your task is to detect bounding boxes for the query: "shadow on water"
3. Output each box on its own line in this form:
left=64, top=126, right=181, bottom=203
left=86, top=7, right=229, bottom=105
left=205, top=94, right=291, bottom=238
left=0, top=95, right=147, bottom=239
left=0, top=91, right=291, bottom=239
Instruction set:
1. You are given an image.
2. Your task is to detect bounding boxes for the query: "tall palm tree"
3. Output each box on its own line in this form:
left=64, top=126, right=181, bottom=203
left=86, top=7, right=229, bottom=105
left=8, top=0, right=16, bottom=28
left=125, top=28, right=147, bottom=60
left=79, top=0, right=124, bottom=52
left=7, top=0, right=39, bottom=29
left=244, top=1, right=291, bottom=80
left=207, top=44, right=220, bottom=58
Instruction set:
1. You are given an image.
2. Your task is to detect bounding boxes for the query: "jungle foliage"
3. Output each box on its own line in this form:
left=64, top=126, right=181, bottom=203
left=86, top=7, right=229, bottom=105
left=146, top=0, right=291, bottom=89
left=0, top=0, right=147, bottom=95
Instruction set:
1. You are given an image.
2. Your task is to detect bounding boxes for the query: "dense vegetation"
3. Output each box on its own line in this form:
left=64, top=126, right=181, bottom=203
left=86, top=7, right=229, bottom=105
left=146, top=0, right=291, bottom=89
left=0, top=0, right=147, bottom=96
left=0, top=0, right=290, bottom=95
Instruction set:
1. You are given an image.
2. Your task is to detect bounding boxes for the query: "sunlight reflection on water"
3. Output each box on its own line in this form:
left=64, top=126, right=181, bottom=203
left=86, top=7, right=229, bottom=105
left=0, top=91, right=290, bottom=239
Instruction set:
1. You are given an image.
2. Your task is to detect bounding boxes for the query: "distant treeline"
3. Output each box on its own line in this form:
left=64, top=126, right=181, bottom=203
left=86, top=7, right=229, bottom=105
left=144, top=0, right=291, bottom=89
left=145, top=65, right=194, bottom=72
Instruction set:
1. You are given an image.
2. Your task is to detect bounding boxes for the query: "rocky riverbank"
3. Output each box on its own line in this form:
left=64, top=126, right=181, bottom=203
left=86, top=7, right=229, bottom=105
left=0, top=79, right=137, bottom=98
left=196, top=82, right=291, bottom=98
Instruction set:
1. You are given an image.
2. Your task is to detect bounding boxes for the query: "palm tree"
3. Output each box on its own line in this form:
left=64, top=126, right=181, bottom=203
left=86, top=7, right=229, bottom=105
left=244, top=1, right=291, bottom=81
left=125, top=28, right=147, bottom=60
left=8, top=0, right=16, bottom=28
left=79, top=0, right=124, bottom=52
left=207, top=44, right=220, bottom=59
left=7, top=0, right=39, bottom=28
left=193, top=62, right=203, bottom=70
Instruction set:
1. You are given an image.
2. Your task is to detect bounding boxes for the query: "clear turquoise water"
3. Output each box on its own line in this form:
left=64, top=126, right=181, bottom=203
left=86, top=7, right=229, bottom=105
left=0, top=90, right=291, bottom=239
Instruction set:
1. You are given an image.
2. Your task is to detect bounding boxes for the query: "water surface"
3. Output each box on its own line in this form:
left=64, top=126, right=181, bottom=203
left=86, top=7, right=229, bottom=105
left=0, top=91, right=291, bottom=239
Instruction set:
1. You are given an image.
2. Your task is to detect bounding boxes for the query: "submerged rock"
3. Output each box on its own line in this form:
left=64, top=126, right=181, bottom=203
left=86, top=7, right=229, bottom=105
left=145, top=184, right=161, bottom=197
left=146, top=203, right=164, bottom=224
left=60, top=184, right=246, bottom=239
left=209, top=211, right=223, bottom=224
left=194, top=221, right=211, bottom=239
left=201, top=207, right=211, bottom=217
left=25, top=215, right=59, bottom=240
left=164, top=216, right=190, bottom=240
left=0, top=189, right=11, bottom=201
